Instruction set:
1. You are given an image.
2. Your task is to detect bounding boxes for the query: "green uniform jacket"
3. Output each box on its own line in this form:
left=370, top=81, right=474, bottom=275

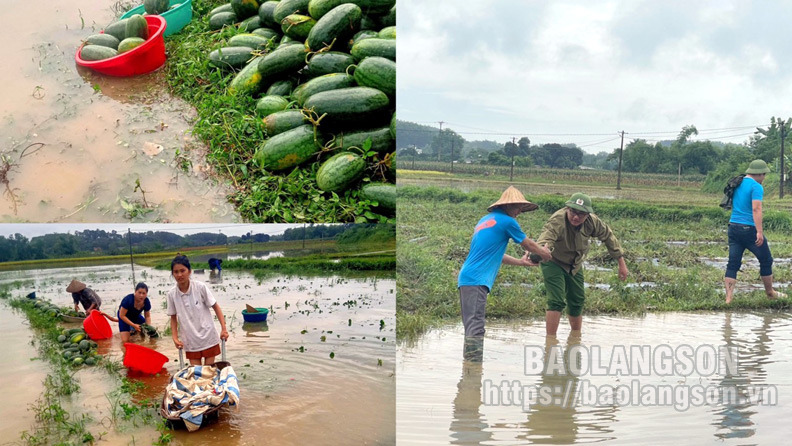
left=536, top=209, right=623, bottom=275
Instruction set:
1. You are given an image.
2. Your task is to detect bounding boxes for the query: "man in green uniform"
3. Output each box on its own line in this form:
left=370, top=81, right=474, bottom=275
left=532, top=193, right=628, bottom=335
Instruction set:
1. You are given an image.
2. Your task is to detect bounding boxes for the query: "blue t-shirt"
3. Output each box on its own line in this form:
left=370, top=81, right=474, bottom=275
left=458, top=209, right=527, bottom=291
left=118, top=293, right=151, bottom=322
left=730, top=177, right=763, bottom=226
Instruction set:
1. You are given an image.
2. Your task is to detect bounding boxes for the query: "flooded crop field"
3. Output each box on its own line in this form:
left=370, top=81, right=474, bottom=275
left=397, top=313, right=792, bottom=445
left=0, top=262, right=395, bottom=444
left=0, top=0, right=237, bottom=222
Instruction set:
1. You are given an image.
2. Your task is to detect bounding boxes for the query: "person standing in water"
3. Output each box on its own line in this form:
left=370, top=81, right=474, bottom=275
left=724, top=160, right=785, bottom=303
left=167, top=255, right=229, bottom=366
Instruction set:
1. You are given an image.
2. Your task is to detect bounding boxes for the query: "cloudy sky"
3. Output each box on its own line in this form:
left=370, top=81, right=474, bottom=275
left=398, top=0, right=792, bottom=153
left=0, top=224, right=308, bottom=238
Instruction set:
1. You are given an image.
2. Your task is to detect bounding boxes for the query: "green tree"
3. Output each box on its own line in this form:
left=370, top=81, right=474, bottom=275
left=750, top=117, right=791, bottom=162
left=430, top=129, right=465, bottom=162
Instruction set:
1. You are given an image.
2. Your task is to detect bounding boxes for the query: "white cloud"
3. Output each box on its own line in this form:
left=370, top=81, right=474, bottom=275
left=398, top=0, right=792, bottom=151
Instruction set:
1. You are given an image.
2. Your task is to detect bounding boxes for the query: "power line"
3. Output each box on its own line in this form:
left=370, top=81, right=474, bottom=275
left=399, top=122, right=769, bottom=138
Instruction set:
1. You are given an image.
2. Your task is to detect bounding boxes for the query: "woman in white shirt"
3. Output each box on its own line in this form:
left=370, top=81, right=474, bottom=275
left=167, top=255, right=229, bottom=366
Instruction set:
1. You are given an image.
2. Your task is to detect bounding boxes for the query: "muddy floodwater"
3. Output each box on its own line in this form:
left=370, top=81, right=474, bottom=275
left=397, top=313, right=792, bottom=445
left=0, top=0, right=238, bottom=222
left=0, top=263, right=395, bottom=444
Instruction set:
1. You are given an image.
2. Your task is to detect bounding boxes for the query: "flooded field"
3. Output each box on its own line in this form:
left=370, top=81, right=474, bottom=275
left=397, top=313, right=792, bottom=445
left=190, top=251, right=286, bottom=263
left=0, top=262, right=395, bottom=444
left=0, top=0, right=238, bottom=222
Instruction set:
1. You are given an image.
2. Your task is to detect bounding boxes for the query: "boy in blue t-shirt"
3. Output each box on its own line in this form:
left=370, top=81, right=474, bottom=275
left=458, top=186, right=551, bottom=342
left=725, top=160, right=785, bottom=303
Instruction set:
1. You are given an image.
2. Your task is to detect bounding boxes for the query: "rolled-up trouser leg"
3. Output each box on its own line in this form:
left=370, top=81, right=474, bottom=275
left=459, top=285, right=489, bottom=337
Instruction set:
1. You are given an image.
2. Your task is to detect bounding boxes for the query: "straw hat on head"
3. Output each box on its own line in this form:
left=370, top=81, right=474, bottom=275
left=487, top=186, right=538, bottom=213
left=66, top=279, right=87, bottom=293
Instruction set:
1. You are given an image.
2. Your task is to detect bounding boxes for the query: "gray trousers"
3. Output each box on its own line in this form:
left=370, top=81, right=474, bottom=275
left=459, top=285, right=489, bottom=337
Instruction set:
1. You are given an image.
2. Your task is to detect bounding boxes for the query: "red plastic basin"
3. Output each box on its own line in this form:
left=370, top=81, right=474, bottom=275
left=75, top=15, right=167, bottom=77
left=124, top=343, right=169, bottom=374
left=83, top=310, right=113, bottom=340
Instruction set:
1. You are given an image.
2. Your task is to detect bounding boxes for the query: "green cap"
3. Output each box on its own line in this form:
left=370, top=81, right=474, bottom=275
left=565, top=193, right=593, bottom=213
left=745, top=159, right=771, bottom=174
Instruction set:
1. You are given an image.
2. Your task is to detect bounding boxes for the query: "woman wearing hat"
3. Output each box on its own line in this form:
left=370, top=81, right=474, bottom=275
left=724, top=159, right=785, bottom=303
left=457, top=186, right=551, bottom=342
left=532, top=193, right=628, bottom=336
left=66, top=279, right=102, bottom=313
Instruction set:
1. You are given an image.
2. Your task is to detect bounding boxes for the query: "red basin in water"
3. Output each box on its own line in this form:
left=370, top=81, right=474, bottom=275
left=75, top=15, right=167, bottom=77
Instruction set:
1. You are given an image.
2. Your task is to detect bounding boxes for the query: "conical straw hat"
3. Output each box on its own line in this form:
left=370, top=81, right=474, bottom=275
left=66, top=279, right=87, bottom=293
left=487, top=186, right=538, bottom=213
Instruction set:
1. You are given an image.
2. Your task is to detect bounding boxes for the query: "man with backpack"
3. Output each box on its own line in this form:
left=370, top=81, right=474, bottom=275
left=725, top=159, right=785, bottom=303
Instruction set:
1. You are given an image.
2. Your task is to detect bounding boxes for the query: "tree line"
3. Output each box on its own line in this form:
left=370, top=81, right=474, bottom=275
left=396, top=117, right=792, bottom=191
left=0, top=224, right=395, bottom=263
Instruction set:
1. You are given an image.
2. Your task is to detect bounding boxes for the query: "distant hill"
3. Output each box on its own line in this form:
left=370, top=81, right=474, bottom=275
left=396, top=120, right=437, bottom=149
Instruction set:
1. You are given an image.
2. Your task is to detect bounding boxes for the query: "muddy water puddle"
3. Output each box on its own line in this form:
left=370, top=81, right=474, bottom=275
left=0, top=0, right=238, bottom=222
left=0, top=263, right=395, bottom=444
left=0, top=306, right=49, bottom=441
left=398, top=313, right=792, bottom=445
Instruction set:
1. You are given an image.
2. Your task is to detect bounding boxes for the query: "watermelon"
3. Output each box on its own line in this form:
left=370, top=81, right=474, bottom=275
left=316, top=152, right=366, bottom=192
left=262, top=109, right=307, bottom=136
left=232, top=0, right=261, bottom=20
left=81, top=45, right=118, bottom=61
left=352, top=56, right=395, bottom=97
left=280, top=14, right=316, bottom=41
left=305, top=3, right=362, bottom=52
left=361, top=182, right=396, bottom=212
left=85, top=34, right=120, bottom=49
left=255, top=95, right=291, bottom=117
left=254, top=124, right=321, bottom=171
left=144, top=0, right=170, bottom=15
left=209, top=46, right=255, bottom=70
left=125, top=14, right=149, bottom=40
left=118, top=37, right=145, bottom=54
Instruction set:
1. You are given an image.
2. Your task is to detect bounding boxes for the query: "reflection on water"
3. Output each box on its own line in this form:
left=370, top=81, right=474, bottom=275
left=398, top=312, right=792, bottom=445
left=209, top=270, right=223, bottom=284
left=190, top=251, right=286, bottom=263
left=0, top=263, right=395, bottom=445
left=714, top=312, right=774, bottom=440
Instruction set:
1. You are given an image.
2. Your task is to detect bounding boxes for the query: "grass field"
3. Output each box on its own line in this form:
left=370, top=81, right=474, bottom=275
left=398, top=165, right=792, bottom=211
left=396, top=178, right=792, bottom=340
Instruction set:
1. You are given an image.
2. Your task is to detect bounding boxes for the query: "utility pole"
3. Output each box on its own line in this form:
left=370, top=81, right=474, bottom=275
left=616, top=131, right=625, bottom=190
left=450, top=137, right=455, bottom=174
left=127, top=228, right=135, bottom=285
left=677, top=163, right=681, bottom=188
left=437, top=121, right=444, bottom=162
left=302, top=223, right=306, bottom=249
left=411, top=145, right=416, bottom=169
left=510, top=137, right=516, bottom=181
left=781, top=120, right=787, bottom=198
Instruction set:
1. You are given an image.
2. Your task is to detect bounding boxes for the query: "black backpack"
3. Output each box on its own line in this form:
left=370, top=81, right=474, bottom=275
left=719, top=174, right=746, bottom=210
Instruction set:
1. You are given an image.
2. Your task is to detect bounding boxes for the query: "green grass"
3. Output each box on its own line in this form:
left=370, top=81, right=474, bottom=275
left=396, top=186, right=792, bottom=340
left=0, top=239, right=348, bottom=271
left=163, top=0, right=395, bottom=222
left=154, top=243, right=396, bottom=278
left=400, top=162, right=706, bottom=188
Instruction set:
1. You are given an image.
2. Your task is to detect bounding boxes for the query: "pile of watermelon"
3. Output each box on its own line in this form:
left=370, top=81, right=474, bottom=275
left=80, top=14, right=151, bottom=61
left=29, top=300, right=101, bottom=367
left=57, top=328, right=101, bottom=367
left=205, top=0, right=396, bottom=216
